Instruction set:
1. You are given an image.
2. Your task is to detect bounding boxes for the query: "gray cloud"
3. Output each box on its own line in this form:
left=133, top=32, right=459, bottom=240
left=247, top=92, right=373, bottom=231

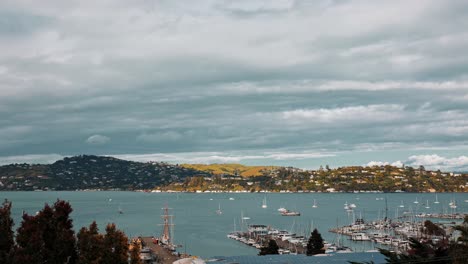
left=1, top=0, right=468, bottom=170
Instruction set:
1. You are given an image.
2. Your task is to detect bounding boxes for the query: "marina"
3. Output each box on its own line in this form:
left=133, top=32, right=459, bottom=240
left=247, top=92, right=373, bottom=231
left=2, top=191, right=467, bottom=258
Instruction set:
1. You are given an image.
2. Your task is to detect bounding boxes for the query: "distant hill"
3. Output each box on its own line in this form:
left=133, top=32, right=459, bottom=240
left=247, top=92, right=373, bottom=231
left=1, top=156, right=467, bottom=192
left=0, top=155, right=210, bottom=191
left=180, top=163, right=278, bottom=177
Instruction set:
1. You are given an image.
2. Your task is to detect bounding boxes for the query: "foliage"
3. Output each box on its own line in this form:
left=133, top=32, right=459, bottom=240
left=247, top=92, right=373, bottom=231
left=0, top=199, right=14, bottom=264
left=3, top=200, right=133, bottom=264
left=101, top=223, right=129, bottom=264
left=15, top=199, right=77, bottom=264
left=77, top=221, right=104, bottom=264
left=181, top=163, right=278, bottom=177
left=129, top=241, right=142, bottom=264
left=423, top=220, right=446, bottom=237
left=307, top=229, right=325, bottom=256
left=258, top=239, right=279, bottom=255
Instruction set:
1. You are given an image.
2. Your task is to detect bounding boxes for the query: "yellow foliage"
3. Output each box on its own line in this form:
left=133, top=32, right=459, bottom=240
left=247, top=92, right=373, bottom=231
left=181, top=163, right=277, bottom=177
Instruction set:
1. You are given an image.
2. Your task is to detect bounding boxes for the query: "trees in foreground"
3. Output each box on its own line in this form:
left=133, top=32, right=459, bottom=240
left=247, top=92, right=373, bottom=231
left=0, top=199, right=135, bottom=264
left=307, top=228, right=325, bottom=256
left=258, top=239, right=279, bottom=255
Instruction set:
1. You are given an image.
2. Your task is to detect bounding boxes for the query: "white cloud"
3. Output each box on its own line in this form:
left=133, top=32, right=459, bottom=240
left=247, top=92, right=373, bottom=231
left=368, top=155, right=468, bottom=171
left=281, top=104, right=404, bottom=123
left=113, top=151, right=334, bottom=164
left=85, top=134, right=110, bottom=145
left=366, top=161, right=403, bottom=167
left=407, top=154, right=468, bottom=170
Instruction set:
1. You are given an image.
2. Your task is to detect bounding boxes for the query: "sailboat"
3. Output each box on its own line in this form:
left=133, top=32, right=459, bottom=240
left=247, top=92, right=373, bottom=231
left=344, top=201, right=350, bottom=210
left=118, top=204, right=123, bottom=214
left=312, top=199, right=318, bottom=208
left=434, top=194, right=440, bottom=204
left=425, top=200, right=430, bottom=209
left=216, top=203, right=222, bottom=215
left=262, top=196, right=268, bottom=209
left=449, top=200, right=457, bottom=209
left=399, top=201, right=404, bottom=208
left=413, top=197, right=419, bottom=204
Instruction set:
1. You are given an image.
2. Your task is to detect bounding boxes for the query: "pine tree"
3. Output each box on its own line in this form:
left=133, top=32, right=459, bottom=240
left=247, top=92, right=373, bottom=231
left=0, top=199, right=14, bottom=264
left=77, top=221, right=104, bottom=264
left=14, top=200, right=77, bottom=264
left=258, top=239, right=279, bottom=255
left=129, top=240, right=142, bottom=264
left=101, top=223, right=129, bottom=264
left=307, top=228, right=324, bottom=256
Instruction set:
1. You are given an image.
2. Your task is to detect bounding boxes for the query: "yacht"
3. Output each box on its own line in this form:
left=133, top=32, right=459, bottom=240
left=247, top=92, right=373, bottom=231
left=280, top=210, right=301, bottom=216
left=312, top=199, right=318, bottom=208
left=425, top=200, right=430, bottom=209
left=344, top=201, right=350, bottom=210
left=351, top=232, right=370, bottom=241
left=278, top=207, right=288, bottom=213
left=262, top=196, right=267, bottom=209
left=449, top=200, right=457, bottom=209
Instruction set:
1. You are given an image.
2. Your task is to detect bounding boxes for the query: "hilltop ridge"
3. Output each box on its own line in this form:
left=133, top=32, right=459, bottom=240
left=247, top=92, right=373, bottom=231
left=0, top=155, right=467, bottom=192
left=180, top=163, right=278, bottom=177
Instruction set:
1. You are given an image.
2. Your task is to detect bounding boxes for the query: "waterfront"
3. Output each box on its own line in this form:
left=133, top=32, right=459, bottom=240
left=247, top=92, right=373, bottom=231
left=1, top=191, right=467, bottom=258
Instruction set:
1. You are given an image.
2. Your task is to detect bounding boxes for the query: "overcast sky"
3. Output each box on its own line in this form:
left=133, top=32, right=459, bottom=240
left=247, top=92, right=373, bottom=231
left=1, top=0, right=468, bottom=171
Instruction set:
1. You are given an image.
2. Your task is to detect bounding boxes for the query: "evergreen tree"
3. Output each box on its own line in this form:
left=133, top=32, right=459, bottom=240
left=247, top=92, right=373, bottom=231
left=258, top=239, right=279, bottom=255
left=0, top=199, right=14, bottom=264
left=129, top=240, right=142, bottom=264
left=15, top=200, right=77, bottom=264
left=101, top=223, right=128, bottom=264
left=77, top=221, right=104, bottom=264
left=307, top=228, right=324, bottom=256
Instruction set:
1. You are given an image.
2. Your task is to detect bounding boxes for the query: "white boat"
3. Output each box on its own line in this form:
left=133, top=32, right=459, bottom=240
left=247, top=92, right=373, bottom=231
left=351, top=232, right=370, bottom=241
left=450, top=200, right=457, bottom=209
left=280, top=210, right=301, bottom=216
left=425, top=200, right=430, bottom=209
left=399, top=201, right=404, bottom=208
left=216, top=203, right=222, bottom=215
left=349, top=203, right=357, bottom=209
left=434, top=194, right=440, bottom=204
left=344, top=201, right=350, bottom=210
left=312, top=199, right=318, bottom=208
left=278, top=207, right=288, bottom=213
left=414, top=197, right=419, bottom=204
left=262, top=196, right=267, bottom=209
left=229, top=197, right=235, bottom=200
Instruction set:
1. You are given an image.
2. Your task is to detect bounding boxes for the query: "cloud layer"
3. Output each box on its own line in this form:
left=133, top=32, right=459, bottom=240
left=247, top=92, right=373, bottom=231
left=1, top=0, right=468, bottom=170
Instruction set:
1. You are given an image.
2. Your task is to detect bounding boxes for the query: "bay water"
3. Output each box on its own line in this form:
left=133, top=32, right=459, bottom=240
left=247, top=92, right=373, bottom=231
left=1, top=191, right=467, bottom=258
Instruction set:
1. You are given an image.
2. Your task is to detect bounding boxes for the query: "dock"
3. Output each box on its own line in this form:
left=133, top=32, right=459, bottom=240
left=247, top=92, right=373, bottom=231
left=140, top=236, right=180, bottom=264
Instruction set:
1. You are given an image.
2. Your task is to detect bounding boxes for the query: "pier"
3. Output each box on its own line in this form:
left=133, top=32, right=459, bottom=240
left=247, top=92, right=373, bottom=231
left=140, top=236, right=180, bottom=264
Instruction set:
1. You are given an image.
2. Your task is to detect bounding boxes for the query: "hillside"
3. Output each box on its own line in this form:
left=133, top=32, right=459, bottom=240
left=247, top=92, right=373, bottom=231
left=1, top=156, right=467, bottom=192
left=180, top=163, right=278, bottom=177
left=0, top=155, right=210, bottom=191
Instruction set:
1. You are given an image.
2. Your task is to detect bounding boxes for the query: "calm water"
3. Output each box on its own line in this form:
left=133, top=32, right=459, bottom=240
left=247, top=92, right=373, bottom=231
left=1, top=192, right=467, bottom=257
